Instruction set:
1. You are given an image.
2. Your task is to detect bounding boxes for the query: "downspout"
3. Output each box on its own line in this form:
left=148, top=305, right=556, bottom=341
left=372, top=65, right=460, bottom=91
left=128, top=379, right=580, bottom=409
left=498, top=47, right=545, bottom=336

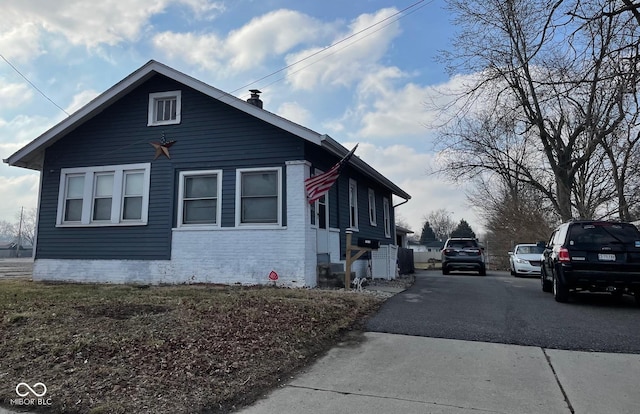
left=392, top=197, right=410, bottom=248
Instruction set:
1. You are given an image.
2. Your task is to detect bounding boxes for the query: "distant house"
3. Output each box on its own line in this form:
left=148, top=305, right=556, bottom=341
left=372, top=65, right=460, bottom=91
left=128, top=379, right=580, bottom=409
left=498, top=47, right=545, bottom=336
left=0, top=242, right=33, bottom=258
left=395, top=225, right=414, bottom=248
left=4, top=60, right=410, bottom=286
left=394, top=225, right=415, bottom=275
left=410, top=240, right=444, bottom=263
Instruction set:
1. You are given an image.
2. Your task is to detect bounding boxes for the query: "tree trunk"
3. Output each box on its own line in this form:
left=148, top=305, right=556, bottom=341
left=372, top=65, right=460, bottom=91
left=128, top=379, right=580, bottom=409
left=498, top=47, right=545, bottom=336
left=556, top=176, right=573, bottom=222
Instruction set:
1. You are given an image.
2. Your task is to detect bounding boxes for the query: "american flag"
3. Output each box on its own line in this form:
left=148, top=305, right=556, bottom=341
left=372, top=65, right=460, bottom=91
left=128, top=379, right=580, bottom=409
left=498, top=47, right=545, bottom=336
left=305, top=144, right=358, bottom=204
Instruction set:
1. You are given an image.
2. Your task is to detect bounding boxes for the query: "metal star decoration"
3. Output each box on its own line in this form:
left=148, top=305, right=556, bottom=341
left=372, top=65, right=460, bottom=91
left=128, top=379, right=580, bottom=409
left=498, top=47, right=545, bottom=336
left=150, top=132, right=176, bottom=160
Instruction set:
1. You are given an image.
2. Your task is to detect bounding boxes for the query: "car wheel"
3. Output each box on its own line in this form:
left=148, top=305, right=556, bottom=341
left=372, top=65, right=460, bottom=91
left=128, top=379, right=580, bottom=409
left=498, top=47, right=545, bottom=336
left=442, top=266, right=449, bottom=275
left=479, top=264, right=486, bottom=276
left=510, top=266, right=515, bottom=276
left=553, top=267, right=569, bottom=303
left=541, top=267, right=552, bottom=293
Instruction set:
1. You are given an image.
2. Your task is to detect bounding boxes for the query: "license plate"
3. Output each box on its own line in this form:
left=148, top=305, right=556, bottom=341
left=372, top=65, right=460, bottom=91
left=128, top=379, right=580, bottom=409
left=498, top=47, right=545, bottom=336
left=458, top=252, right=466, bottom=256
left=598, top=253, right=616, bottom=261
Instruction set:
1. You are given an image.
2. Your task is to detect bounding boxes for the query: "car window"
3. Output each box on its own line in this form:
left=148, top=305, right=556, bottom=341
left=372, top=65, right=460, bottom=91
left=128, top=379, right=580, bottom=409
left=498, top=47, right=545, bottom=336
left=568, top=223, right=640, bottom=247
left=517, top=246, right=544, bottom=254
left=447, top=240, right=477, bottom=248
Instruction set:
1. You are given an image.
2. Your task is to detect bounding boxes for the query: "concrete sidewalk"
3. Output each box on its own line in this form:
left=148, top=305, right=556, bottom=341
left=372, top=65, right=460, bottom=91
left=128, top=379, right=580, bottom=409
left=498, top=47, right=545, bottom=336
left=237, top=332, right=640, bottom=414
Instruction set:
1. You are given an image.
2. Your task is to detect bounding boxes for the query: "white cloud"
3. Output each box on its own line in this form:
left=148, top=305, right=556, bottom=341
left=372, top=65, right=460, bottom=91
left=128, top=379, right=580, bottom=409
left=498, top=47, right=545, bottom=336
left=177, top=0, right=225, bottom=20
left=0, top=114, right=58, bottom=154
left=150, top=7, right=402, bottom=85
left=0, top=80, right=33, bottom=108
left=0, top=1, right=169, bottom=48
left=359, top=84, right=431, bottom=138
left=226, top=10, right=328, bottom=71
left=153, top=9, right=330, bottom=75
left=152, top=32, right=227, bottom=72
left=66, top=89, right=100, bottom=114
left=0, top=0, right=223, bottom=58
left=277, top=101, right=311, bottom=126
left=0, top=171, right=39, bottom=220
left=0, top=22, right=43, bottom=62
left=285, top=8, right=401, bottom=91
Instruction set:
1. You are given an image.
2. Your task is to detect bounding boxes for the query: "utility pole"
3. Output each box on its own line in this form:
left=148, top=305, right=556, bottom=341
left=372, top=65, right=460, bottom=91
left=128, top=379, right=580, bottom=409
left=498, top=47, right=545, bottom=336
left=16, top=206, right=23, bottom=258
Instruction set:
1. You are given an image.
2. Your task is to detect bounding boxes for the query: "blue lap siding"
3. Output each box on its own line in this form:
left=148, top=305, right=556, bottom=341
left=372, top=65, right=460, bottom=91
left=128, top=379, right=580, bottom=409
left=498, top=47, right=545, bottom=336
left=35, top=74, right=302, bottom=260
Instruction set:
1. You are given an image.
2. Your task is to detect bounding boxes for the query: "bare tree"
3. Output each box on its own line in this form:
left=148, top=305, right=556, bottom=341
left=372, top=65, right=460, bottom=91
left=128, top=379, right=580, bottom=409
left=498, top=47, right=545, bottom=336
left=437, top=0, right=640, bottom=221
left=0, top=220, right=14, bottom=241
left=0, top=208, right=37, bottom=246
left=469, top=177, right=556, bottom=269
left=424, top=209, right=457, bottom=241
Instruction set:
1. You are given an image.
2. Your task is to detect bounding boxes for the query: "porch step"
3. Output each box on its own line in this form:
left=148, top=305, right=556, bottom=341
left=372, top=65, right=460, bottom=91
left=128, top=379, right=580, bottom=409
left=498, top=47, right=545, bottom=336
left=317, top=264, right=354, bottom=288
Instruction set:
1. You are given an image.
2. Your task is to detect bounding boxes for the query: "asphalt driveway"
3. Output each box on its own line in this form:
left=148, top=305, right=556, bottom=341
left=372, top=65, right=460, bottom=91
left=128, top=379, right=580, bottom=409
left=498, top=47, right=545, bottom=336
left=367, top=269, right=640, bottom=354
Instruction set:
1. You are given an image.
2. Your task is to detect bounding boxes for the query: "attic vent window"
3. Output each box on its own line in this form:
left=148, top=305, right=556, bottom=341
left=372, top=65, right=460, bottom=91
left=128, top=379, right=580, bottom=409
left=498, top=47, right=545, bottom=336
left=148, top=90, right=181, bottom=126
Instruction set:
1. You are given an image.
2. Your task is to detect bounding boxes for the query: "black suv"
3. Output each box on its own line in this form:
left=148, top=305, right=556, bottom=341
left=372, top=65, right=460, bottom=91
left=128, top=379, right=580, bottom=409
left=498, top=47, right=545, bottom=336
left=541, top=220, right=640, bottom=304
left=441, top=237, right=486, bottom=276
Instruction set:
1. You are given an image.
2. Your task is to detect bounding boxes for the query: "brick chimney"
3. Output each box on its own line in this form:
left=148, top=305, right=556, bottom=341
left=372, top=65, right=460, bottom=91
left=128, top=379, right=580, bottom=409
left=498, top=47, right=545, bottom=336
left=247, top=89, right=263, bottom=108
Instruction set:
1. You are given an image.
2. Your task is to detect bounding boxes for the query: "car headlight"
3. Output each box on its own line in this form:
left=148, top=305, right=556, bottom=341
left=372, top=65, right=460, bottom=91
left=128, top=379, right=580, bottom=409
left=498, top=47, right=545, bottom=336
left=516, top=258, right=528, bottom=264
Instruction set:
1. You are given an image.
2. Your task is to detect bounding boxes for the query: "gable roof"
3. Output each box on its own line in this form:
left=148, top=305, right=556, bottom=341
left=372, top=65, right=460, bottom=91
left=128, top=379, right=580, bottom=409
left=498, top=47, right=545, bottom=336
left=3, top=60, right=410, bottom=200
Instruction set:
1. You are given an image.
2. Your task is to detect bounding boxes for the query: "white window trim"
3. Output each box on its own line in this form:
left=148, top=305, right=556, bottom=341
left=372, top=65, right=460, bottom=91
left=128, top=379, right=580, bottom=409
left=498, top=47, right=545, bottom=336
left=148, top=90, right=181, bottom=126
left=177, top=170, right=223, bottom=228
left=368, top=188, right=377, bottom=226
left=383, top=197, right=391, bottom=238
left=235, top=167, right=282, bottom=227
left=56, top=163, right=151, bottom=227
left=348, top=179, right=359, bottom=231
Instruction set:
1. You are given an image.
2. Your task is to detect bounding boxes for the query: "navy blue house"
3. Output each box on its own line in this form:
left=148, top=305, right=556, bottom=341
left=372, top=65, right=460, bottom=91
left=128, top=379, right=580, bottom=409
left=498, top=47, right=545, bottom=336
left=5, top=60, right=410, bottom=286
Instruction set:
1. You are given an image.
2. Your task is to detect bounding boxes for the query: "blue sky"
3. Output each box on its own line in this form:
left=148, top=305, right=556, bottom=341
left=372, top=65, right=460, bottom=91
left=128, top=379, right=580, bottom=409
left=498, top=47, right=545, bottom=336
left=0, top=0, right=483, bottom=236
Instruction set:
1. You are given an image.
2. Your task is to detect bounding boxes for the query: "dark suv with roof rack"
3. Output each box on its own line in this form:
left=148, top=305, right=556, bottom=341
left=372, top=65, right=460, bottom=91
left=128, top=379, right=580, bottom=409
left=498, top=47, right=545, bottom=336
left=441, top=237, right=486, bottom=276
left=541, top=220, right=640, bottom=304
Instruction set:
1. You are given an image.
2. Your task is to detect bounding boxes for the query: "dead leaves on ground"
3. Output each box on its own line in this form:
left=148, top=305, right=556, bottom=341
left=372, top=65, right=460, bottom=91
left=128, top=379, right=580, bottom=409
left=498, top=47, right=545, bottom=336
left=0, top=282, right=382, bottom=413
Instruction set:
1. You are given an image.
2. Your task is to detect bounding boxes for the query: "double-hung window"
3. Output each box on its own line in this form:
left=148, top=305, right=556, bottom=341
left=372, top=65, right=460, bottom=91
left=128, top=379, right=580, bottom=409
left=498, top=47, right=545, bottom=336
left=177, top=170, right=222, bottom=227
left=148, top=91, right=181, bottom=126
left=348, top=179, right=358, bottom=230
left=236, top=167, right=281, bottom=226
left=57, top=163, right=151, bottom=226
left=63, top=175, right=84, bottom=222
left=368, top=188, right=377, bottom=226
left=92, top=173, right=114, bottom=221
left=383, top=197, right=391, bottom=238
left=123, top=171, right=145, bottom=220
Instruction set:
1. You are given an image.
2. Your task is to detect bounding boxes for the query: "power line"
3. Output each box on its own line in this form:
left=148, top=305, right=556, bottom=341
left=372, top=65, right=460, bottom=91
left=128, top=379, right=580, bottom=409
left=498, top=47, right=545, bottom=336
left=0, top=54, right=70, bottom=116
left=252, top=0, right=431, bottom=94
left=231, top=0, right=429, bottom=96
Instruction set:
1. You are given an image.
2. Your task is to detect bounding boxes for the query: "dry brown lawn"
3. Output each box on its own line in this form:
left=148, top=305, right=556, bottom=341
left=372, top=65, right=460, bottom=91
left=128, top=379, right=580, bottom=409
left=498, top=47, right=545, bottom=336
left=0, top=280, right=384, bottom=413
